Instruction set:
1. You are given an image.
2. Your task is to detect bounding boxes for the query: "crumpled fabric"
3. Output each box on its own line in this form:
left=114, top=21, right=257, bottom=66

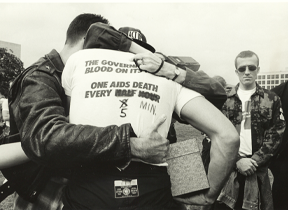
left=217, top=166, right=273, bottom=210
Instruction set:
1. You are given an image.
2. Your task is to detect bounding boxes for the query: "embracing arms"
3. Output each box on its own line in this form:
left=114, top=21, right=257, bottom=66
left=85, top=23, right=227, bottom=109
left=131, top=52, right=227, bottom=110
left=8, top=67, right=168, bottom=169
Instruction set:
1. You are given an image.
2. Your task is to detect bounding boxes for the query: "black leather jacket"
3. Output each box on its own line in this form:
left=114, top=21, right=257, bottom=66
left=1, top=49, right=133, bottom=202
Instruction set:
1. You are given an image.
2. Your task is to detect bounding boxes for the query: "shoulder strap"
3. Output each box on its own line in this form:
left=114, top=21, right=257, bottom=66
left=0, top=181, right=15, bottom=203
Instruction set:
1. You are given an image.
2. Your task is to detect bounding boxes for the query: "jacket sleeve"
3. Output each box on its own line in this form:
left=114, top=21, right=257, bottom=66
left=11, top=69, right=132, bottom=169
left=251, top=96, right=286, bottom=166
left=181, top=69, right=227, bottom=110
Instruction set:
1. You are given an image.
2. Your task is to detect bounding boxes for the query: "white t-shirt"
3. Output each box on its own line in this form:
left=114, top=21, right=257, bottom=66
left=1, top=98, right=9, bottom=127
left=237, top=87, right=256, bottom=156
left=62, top=49, right=202, bottom=165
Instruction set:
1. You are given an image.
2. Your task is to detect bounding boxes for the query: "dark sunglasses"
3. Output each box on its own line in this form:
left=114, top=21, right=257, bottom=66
left=237, top=65, right=257, bottom=72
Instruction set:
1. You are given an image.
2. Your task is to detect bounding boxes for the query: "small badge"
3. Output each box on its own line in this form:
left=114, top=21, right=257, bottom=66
left=114, top=179, right=139, bottom=198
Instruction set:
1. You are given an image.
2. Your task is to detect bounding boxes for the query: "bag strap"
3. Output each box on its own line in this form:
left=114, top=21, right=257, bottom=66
left=0, top=181, right=15, bottom=203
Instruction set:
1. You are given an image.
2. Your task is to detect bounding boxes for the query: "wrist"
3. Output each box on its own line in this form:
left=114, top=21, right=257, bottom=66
left=155, top=62, right=186, bottom=84
left=130, top=137, right=145, bottom=160
left=151, top=59, right=164, bottom=75
left=160, top=62, right=175, bottom=78
left=174, top=67, right=186, bottom=84
left=172, top=67, right=180, bottom=81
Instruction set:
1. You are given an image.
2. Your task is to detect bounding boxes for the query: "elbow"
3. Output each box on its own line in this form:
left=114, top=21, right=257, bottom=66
left=217, top=127, right=240, bottom=156
left=21, top=135, right=48, bottom=163
left=203, top=197, right=216, bottom=206
left=227, top=128, right=240, bottom=148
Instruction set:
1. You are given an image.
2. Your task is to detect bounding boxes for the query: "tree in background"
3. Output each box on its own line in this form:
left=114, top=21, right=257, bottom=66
left=0, top=47, right=24, bottom=98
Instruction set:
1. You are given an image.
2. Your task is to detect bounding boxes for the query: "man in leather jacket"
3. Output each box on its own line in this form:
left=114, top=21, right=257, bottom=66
left=1, top=14, right=227, bottom=210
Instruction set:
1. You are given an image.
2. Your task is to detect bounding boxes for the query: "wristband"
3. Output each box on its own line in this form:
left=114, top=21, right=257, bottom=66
left=152, top=59, right=164, bottom=75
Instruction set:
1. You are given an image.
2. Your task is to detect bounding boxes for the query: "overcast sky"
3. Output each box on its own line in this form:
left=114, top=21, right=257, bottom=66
left=1, top=1, right=288, bottom=84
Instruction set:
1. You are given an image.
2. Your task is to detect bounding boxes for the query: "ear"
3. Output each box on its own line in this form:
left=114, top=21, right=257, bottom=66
left=235, top=69, right=238, bottom=75
left=79, top=37, right=85, bottom=49
left=256, top=66, right=260, bottom=74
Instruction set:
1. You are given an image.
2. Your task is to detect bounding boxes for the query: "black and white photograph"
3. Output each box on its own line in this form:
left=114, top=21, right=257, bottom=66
left=0, top=1, right=288, bottom=210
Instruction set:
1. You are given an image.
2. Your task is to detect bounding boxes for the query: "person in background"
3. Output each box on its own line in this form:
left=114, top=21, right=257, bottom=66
left=270, top=81, right=288, bottom=210
left=214, top=50, right=285, bottom=210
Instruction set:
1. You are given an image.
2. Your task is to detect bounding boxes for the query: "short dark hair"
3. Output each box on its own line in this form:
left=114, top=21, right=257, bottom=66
left=65, top=13, right=109, bottom=46
left=234, top=50, right=259, bottom=69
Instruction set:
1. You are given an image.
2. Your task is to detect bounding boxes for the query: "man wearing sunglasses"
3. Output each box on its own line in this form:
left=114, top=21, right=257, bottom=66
left=214, top=50, right=286, bottom=210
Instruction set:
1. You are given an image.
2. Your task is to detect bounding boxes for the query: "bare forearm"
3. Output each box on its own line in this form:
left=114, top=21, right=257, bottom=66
left=206, top=134, right=239, bottom=200
left=0, top=143, right=29, bottom=169
left=178, top=97, right=239, bottom=204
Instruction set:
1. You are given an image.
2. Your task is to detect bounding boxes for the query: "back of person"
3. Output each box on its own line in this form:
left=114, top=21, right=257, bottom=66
left=61, top=49, right=200, bottom=210
left=63, top=49, right=199, bottom=142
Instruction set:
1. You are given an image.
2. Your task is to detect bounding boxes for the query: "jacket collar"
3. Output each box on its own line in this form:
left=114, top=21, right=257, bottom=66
left=227, top=82, right=264, bottom=98
left=44, top=49, right=65, bottom=73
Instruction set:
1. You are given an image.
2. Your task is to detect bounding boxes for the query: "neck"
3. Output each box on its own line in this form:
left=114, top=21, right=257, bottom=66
left=59, top=42, right=83, bottom=65
left=239, top=82, right=256, bottom=91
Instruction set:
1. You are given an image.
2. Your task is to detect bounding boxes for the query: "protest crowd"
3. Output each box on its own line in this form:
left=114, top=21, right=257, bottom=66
left=0, top=13, right=287, bottom=210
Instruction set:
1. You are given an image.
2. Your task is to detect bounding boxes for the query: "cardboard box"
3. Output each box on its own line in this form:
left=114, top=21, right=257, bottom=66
left=166, top=56, right=200, bottom=72
left=166, top=138, right=209, bottom=197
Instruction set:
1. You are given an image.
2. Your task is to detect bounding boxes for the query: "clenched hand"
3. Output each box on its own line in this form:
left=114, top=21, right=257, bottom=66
left=236, top=158, right=258, bottom=176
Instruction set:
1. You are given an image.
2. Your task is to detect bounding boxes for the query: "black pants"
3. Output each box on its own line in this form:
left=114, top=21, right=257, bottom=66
left=270, top=155, right=288, bottom=210
left=63, top=162, right=186, bottom=210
